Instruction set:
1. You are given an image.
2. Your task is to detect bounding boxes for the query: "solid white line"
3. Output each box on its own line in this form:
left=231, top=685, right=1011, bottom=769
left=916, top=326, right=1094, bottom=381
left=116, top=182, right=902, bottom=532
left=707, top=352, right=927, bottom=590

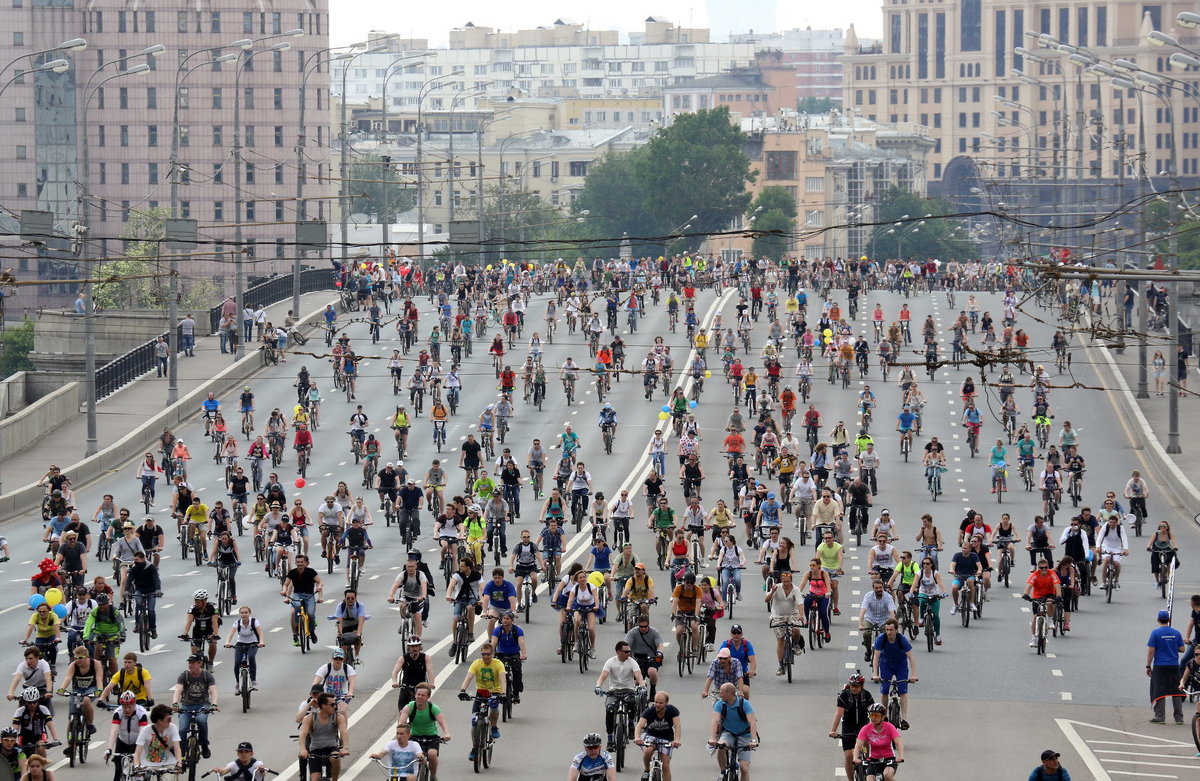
left=1055, top=718, right=1114, bottom=781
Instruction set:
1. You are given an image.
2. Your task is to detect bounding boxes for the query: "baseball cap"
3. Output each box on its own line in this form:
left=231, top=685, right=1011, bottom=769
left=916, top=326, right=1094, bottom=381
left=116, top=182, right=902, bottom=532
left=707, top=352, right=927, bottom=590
left=1040, top=750, right=1060, bottom=761
left=716, top=648, right=731, bottom=659
left=634, top=562, right=646, bottom=570
left=1157, top=610, right=1171, bottom=622
left=187, top=654, right=204, bottom=663
left=730, top=624, right=743, bottom=634
left=237, top=742, right=254, bottom=752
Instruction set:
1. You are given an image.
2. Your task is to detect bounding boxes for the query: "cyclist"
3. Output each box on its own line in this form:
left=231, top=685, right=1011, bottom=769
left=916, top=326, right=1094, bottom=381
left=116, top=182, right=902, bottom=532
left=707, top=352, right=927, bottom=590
left=170, top=654, right=218, bottom=760
left=457, top=643, right=506, bottom=756
left=568, top=732, right=616, bottom=781
left=948, top=541, right=982, bottom=615
left=297, top=693, right=349, bottom=781
left=1022, top=559, right=1062, bottom=647
left=895, top=406, right=916, bottom=451
left=961, top=401, right=982, bottom=446
left=707, top=682, right=758, bottom=781
left=829, top=672, right=875, bottom=780
left=102, top=691, right=148, bottom=778
left=922, top=438, right=946, bottom=495
left=181, top=589, right=221, bottom=666
left=593, top=641, right=645, bottom=752
left=1124, top=470, right=1150, bottom=524
left=348, top=406, right=368, bottom=454
left=598, top=403, right=618, bottom=438
left=854, top=703, right=904, bottom=780
left=871, top=618, right=916, bottom=730
left=237, top=387, right=254, bottom=429
left=82, top=594, right=124, bottom=677
left=1095, top=513, right=1130, bottom=588
left=632, top=690, right=681, bottom=781
left=281, top=555, right=324, bottom=647
left=765, top=570, right=804, bottom=675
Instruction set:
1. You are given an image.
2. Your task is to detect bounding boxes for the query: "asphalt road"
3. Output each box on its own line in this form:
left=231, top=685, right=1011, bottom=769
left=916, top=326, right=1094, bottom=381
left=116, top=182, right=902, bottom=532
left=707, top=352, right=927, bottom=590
left=2, top=281, right=1197, bottom=780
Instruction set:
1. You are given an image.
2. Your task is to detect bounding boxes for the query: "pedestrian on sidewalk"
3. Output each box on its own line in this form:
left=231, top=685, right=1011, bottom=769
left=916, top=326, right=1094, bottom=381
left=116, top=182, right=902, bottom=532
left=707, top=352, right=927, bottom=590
left=1146, top=609, right=1186, bottom=724
left=254, top=307, right=266, bottom=341
left=1027, top=749, right=1070, bottom=780
left=179, top=313, right=196, bottom=357
left=242, top=305, right=254, bottom=342
left=1152, top=350, right=1166, bottom=396
left=1176, top=343, right=1190, bottom=397
left=219, top=313, right=234, bottom=353
left=154, top=336, right=169, bottom=377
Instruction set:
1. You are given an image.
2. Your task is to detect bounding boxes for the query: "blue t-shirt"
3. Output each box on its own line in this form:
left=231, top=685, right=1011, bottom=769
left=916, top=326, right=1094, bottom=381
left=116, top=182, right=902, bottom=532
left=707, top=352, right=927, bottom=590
left=873, top=633, right=913, bottom=669
left=482, top=580, right=518, bottom=612
left=713, top=696, right=755, bottom=737
left=718, top=639, right=755, bottom=672
left=591, top=546, right=613, bottom=571
left=491, top=625, right=524, bottom=656
left=1027, top=766, right=1072, bottom=781
left=950, top=551, right=981, bottom=578
left=1147, top=625, right=1185, bottom=667
left=202, top=399, right=220, bottom=413
left=897, top=412, right=916, bottom=430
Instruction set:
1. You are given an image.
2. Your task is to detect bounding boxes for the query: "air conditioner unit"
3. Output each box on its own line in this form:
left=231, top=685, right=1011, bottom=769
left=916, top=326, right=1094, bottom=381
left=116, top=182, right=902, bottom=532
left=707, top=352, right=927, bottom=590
left=550, top=175, right=558, bottom=182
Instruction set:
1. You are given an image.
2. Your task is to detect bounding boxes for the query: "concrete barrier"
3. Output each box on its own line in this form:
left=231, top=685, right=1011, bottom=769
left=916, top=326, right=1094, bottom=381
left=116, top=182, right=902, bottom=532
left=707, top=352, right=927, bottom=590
left=0, top=294, right=338, bottom=523
left=0, top=380, right=82, bottom=458
left=0, top=372, right=28, bottom=419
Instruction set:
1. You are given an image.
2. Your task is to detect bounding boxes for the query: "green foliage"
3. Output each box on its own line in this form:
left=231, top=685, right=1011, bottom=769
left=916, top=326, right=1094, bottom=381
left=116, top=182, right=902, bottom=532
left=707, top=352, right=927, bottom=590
left=349, top=155, right=416, bottom=224
left=0, top=319, right=34, bottom=380
left=797, top=97, right=836, bottom=114
left=867, top=186, right=977, bottom=260
left=94, top=207, right=218, bottom=310
left=474, top=186, right=572, bottom=262
left=750, top=186, right=797, bottom=263
left=574, top=107, right=754, bottom=255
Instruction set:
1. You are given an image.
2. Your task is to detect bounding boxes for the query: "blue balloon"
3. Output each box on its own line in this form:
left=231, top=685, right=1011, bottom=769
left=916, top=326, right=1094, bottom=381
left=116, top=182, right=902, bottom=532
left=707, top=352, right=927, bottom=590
left=688, top=400, right=698, bottom=409
left=52, top=604, right=68, bottom=619
left=28, top=594, right=46, bottom=609
left=661, top=405, right=671, bottom=413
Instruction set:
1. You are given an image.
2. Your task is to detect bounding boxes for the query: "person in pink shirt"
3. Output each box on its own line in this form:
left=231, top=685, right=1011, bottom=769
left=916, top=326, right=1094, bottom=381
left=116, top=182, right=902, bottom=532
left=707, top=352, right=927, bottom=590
left=854, top=703, right=904, bottom=780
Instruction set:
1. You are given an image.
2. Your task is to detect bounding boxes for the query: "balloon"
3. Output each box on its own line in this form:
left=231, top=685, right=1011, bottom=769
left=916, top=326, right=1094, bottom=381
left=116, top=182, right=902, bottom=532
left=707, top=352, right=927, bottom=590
left=658, top=412, right=669, bottom=421
left=295, top=478, right=306, bottom=488
left=28, top=594, right=45, bottom=609
left=661, top=405, right=671, bottom=413
left=822, top=328, right=833, bottom=338
left=704, top=370, right=712, bottom=378
left=486, top=265, right=493, bottom=271
left=824, top=336, right=832, bottom=345
left=688, top=400, right=698, bottom=409
left=44, top=588, right=63, bottom=608
left=52, top=604, right=68, bottom=620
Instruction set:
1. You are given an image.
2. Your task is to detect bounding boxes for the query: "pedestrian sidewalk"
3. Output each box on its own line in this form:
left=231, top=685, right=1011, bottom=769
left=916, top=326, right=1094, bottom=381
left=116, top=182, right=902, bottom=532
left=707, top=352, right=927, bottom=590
left=0, top=291, right=337, bottom=495
left=1088, top=333, right=1200, bottom=517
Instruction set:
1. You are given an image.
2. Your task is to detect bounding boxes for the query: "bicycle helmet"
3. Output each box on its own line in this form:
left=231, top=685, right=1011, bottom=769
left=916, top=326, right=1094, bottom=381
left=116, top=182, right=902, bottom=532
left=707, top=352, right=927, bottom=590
left=867, top=703, right=886, bottom=716
left=0, top=727, right=18, bottom=738
left=847, top=671, right=866, bottom=686
left=118, top=691, right=137, bottom=704
left=485, top=404, right=494, bottom=411
left=244, top=386, right=251, bottom=391
left=604, top=402, right=612, bottom=409
left=406, top=635, right=423, bottom=646
left=331, top=649, right=345, bottom=659
left=582, top=733, right=604, bottom=747
left=192, top=589, right=209, bottom=601
left=20, top=687, right=40, bottom=703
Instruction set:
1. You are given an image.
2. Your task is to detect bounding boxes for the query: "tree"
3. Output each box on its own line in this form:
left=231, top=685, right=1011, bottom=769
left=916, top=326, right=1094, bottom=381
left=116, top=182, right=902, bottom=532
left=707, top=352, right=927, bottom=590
left=797, top=97, right=836, bottom=114
left=348, top=155, right=416, bottom=224
left=750, top=186, right=797, bottom=263
left=635, top=107, right=755, bottom=253
left=472, top=186, right=573, bottom=262
left=0, top=319, right=34, bottom=380
left=867, top=186, right=977, bottom=261
left=94, top=206, right=218, bottom=310
left=571, top=149, right=659, bottom=259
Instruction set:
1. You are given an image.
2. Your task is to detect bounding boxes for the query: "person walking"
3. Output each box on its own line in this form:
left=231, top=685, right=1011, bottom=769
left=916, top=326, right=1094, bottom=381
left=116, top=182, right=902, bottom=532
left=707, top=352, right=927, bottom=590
left=1147, top=609, right=1186, bottom=724
left=1027, top=749, right=1071, bottom=780
left=179, top=314, right=196, bottom=357
left=154, top=337, right=169, bottom=378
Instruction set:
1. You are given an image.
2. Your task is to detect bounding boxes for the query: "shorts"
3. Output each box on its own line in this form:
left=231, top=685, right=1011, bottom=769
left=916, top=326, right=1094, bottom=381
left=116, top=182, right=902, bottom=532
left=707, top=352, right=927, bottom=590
left=951, top=575, right=976, bottom=589
left=878, top=664, right=909, bottom=695
left=717, top=732, right=755, bottom=762
left=769, top=615, right=801, bottom=638
left=642, top=739, right=675, bottom=757
left=673, top=611, right=697, bottom=628
left=514, top=564, right=538, bottom=578
left=1041, top=488, right=1058, bottom=500
left=412, top=735, right=442, bottom=754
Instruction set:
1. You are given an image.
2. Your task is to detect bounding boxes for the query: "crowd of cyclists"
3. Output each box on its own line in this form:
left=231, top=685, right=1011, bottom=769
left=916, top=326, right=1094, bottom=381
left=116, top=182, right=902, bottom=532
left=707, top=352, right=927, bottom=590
left=11, top=251, right=1197, bottom=781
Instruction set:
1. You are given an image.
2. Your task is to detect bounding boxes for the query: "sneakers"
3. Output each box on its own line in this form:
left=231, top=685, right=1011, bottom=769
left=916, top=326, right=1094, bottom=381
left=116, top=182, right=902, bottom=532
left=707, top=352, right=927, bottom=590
left=468, top=750, right=476, bottom=761
left=833, top=607, right=841, bottom=616
left=606, top=737, right=615, bottom=752
left=935, top=636, right=942, bottom=646
left=1029, top=636, right=1037, bottom=647
left=705, top=643, right=715, bottom=652
left=251, top=682, right=258, bottom=691
left=1149, top=718, right=1166, bottom=724
left=950, top=605, right=959, bottom=615
left=293, top=634, right=300, bottom=647
left=449, top=643, right=457, bottom=658
left=775, top=665, right=785, bottom=676
left=201, top=745, right=212, bottom=759
left=899, top=720, right=910, bottom=731
left=824, top=631, right=832, bottom=642
left=86, top=725, right=96, bottom=735
left=490, top=727, right=501, bottom=740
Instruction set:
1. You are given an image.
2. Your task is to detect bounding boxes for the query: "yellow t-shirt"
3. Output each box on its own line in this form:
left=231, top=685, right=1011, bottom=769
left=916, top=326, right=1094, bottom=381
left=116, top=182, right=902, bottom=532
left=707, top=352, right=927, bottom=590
left=109, top=666, right=152, bottom=701
left=467, top=659, right=506, bottom=694
left=184, top=503, right=209, bottom=524
left=27, top=612, right=59, bottom=640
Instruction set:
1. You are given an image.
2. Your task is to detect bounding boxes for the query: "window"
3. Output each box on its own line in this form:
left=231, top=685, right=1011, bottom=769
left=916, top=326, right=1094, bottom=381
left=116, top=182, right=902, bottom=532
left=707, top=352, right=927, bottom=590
left=1097, top=7, right=1107, bottom=46
left=14, top=107, right=24, bottom=122
left=214, top=201, right=224, bottom=221
left=274, top=126, right=284, bottom=147
left=120, top=163, right=130, bottom=184
left=178, top=126, right=189, bottom=147
left=275, top=201, right=285, bottom=221
left=13, top=32, right=23, bottom=47
left=935, top=12, right=946, bottom=79
left=272, top=50, right=283, bottom=72
left=246, top=163, right=255, bottom=183
left=118, top=11, right=127, bottom=32
left=273, top=88, right=283, bottom=110
left=244, top=88, right=254, bottom=109
left=1059, top=7, right=1069, bottom=42
left=994, top=9, right=1006, bottom=77
left=1143, top=5, right=1162, bottom=33
left=148, top=126, right=158, bottom=146
left=243, top=11, right=253, bottom=33
left=119, top=125, right=129, bottom=146
left=805, top=176, right=824, bottom=193
left=568, top=161, right=589, bottom=177
left=890, top=13, right=902, bottom=54
left=146, top=87, right=157, bottom=109
left=210, top=12, right=220, bottom=33
left=177, top=11, right=187, bottom=34
left=958, top=112, right=967, bottom=128
left=212, top=88, right=222, bottom=109
left=212, top=126, right=222, bottom=146
left=15, top=145, right=25, bottom=159
left=119, top=87, right=128, bottom=109
left=17, top=183, right=27, bottom=197
left=180, top=201, right=189, bottom=218
left=148, top=163, right=159, bottom=184
left=933, top=114, right=941, bottom=128
left=97, top=126, right=105, bottom=146
left=271, top=11, right=281, bottom=34
left=765, top=151, right=798, bottom=180
left=275, top=164, right=284, bottom=184
left=245, top=202, right=255, bottom=221
left=960, top=0, right=981, bottom=51
left=805, top=210, right=822, bottom=227
left=245, top=126, right=255, bottom=147
left=213, top=163, right=223, bottom=183
left=145, top=11, right=155, bottom=32
left=917, top=13, right=928, bottom=80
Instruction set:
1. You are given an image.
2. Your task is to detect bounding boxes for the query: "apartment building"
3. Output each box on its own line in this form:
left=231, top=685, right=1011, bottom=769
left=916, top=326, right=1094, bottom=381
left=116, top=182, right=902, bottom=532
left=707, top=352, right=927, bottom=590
left=0, top=0, right=331, bottom=311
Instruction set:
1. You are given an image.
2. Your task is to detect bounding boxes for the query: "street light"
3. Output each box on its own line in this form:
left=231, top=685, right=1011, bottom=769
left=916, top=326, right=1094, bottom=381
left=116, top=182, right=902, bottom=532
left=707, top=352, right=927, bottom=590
left=379, top=53, right=435, bottom=251
left=447, top=81, right=492, bottom=231
left=414, top=69, right=465, bottom=265
left=1146, top=30, right=1177, bottom=48
left=1178, top=11, right=1200, bottom=28
left=78, top=62, right=149, bottom=456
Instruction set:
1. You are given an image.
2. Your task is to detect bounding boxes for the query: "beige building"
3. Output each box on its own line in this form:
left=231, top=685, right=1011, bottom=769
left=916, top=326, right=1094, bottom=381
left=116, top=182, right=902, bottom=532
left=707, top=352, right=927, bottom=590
left=708, top=112, right=935, bottom=260
left=841, top=0, right=1200, bottom=214
left=0, top=0, right=332, bottom=311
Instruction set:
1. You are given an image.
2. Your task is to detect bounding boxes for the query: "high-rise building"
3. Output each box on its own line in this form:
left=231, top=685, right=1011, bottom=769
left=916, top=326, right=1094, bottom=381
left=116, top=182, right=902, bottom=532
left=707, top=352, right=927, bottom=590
left=0, top=0, right=331, bottom=311
left=841, top=0, right=1200, bottom=230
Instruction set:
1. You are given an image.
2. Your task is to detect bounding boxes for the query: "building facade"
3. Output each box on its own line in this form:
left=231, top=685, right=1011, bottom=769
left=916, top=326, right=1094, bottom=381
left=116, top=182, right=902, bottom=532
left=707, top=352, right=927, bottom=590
left=0, top=0, right=331, bottom=311
left=841, top=0, right=1200, bottom=224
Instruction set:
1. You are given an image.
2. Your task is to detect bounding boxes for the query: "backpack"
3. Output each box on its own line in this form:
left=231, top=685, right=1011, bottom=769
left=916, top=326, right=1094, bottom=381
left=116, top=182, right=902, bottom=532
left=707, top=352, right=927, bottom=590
left=718, top=698, right=753, bottom=737
left=1033, top=770, right=1065, bottom=781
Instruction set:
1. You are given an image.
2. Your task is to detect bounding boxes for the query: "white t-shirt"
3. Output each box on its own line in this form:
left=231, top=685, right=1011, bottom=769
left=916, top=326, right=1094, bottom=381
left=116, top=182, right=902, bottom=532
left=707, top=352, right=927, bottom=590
left=1096, top=522, right=1129, bottom=554
left=602, top=656, right=641, bottom=689
left=317, top=662, right=356, bottom=697
left=136, top=722, right=180, bottom=767
left=380, top=739, right=424, bottom=775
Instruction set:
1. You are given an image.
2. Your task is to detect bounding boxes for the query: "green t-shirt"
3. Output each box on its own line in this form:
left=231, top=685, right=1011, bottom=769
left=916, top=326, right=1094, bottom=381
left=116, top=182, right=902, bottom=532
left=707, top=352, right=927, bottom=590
left=406, top=701, right=442, bottom=737
left=817, top=541, right=843, bottom=570
left=896, top=561, right=918, bottom=586
left=651, top=507, right=676, bottom=530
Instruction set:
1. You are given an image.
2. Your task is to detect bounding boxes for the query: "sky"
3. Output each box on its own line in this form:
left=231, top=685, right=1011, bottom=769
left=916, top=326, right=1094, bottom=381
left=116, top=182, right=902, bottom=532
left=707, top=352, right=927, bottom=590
left=329, top=0, right=884, bottom=48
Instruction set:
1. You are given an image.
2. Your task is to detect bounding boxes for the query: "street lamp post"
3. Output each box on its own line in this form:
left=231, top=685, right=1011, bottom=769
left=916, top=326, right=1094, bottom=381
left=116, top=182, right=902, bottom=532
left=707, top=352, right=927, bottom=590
left=414, top=70, right=464, bottom=267
left=378, top=52, right=434, bottom=254
left=446, top=82, right=491, bottom=238
left=78, top=62, right=149, bottom=456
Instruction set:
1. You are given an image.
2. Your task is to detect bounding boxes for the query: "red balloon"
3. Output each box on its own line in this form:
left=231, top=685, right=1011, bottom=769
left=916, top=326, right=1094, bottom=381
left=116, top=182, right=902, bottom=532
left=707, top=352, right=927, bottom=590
left=295, top=478, right=306, bottom=488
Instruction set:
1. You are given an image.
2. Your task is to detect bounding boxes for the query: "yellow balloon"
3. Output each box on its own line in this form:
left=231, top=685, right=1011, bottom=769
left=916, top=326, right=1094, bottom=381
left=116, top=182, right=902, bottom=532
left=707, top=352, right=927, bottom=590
left=822, top=328, right=833, bottom=338
left=824, top=336, right=833, bottom=345
left=704, top=370, right=712, bottom=378
left=360, top=262, right=368, bottom=270
left=658, top=412, right=669, bottom=420
left=44, top=587, right=63, bottom=608
left=486, top=265, right=493, bottom=271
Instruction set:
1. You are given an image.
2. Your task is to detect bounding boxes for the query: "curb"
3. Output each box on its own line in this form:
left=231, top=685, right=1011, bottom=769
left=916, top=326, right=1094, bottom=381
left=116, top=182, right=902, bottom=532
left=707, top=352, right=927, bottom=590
left=0, top=293, right=338, bottom=524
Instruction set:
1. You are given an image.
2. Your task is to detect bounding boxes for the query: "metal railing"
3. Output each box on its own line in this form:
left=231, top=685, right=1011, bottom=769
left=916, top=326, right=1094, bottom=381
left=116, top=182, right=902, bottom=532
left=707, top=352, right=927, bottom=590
left=95, top=269, right=333, bottom=402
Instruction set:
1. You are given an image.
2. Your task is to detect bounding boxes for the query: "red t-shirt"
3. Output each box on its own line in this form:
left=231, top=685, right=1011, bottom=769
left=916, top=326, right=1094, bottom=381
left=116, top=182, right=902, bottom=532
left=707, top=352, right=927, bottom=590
left=1026, top=570, right=1061, bottom=600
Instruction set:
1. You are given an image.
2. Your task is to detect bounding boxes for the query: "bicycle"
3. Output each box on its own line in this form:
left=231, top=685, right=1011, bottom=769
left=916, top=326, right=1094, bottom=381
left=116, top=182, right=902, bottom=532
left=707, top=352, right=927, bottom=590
left=639, top=736, right=672, bottom=781
left=58, top=689, right=93, bottom=766
left=918, top=594, right=944, bottom=652
left=718, top=567, right=742, bottom=622
left=597, top=687, right=643, bottom=772
left=709, top=738, right=757, bottom=781
left=1067, top=470, right=1084, bottom=507
left=462, top=689, right=499, bottom=773
left=1026, top=596, right=1057, bottom=655
left=451, top=605, right=475, bottom=665
left=777, top=617, right=805, bottom=682
left=175, top=704, right=218, bottom=781
left=287, top=594, right=315, bottom=653
left=1100, top=553, right=1120, bottom=604
left=1154, top=549, right=1177, bottom=599
left=370, top=756, right=425, bottom=781
left=227, top=640, right=257, bottom=712
left=879, top=672, right=913, bottom=729
left=601, top=423, right=615, bottom=455
left=132, top=590, right=157, bottom=652
left=674, top=613, right=699, bottom=676
left=432, top=421, right=447, bottom=452
left=991, top=463, right=1007, bottom=503
left=964, top=424, right=979, bottom=458
left=576, top=609, right=593, bottom=674
left=654, top=528, right=672, bottom=571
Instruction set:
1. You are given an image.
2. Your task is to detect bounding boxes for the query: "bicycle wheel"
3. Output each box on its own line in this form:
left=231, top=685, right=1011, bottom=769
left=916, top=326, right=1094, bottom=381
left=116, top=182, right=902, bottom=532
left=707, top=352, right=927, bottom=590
left=887, top=696, right=901, bottom=729
left=614, top=719, right=626, bottom=771
left=299, top=610, right=311, bottom=654
left=240, top=665, right=251, bottom=712
left=578, top=632, right=589, bottom=674
left=960, top=593, right=970, bottom=627
left=1036, top=618, right=1047, bottom=655
left=925, top=616, right=935, bottom=653
left=472, top=719, right=485, bottom=774
left=1192, top=712, right=1200, bottom=753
